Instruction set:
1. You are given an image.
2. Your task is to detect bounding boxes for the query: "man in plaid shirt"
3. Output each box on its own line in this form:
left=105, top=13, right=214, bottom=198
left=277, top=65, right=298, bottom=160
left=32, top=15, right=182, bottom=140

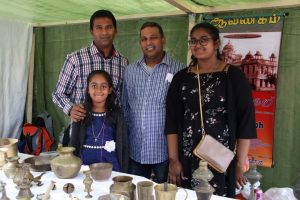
left=52, top=10, right=128, bottom=121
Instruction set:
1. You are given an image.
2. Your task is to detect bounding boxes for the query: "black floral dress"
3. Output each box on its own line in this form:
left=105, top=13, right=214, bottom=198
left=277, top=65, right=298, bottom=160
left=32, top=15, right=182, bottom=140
left=183, top=70, right=230, bottom=196
left=172, top=69, right=229, bottom=196
left=166, top=65, right=257, bottom=198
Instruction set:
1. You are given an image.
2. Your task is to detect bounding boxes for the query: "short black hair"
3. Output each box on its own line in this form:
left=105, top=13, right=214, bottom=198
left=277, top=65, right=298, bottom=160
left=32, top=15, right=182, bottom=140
left=90, top=10, right=117, bottom=30
left=140, top=22, right=164, bottom=37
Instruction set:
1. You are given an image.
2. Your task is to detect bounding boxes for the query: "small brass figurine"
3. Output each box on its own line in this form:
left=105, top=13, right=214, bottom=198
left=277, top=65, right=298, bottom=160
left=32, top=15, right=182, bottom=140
left=0, top=181, right=10, bottom=200
left=83, top=170, right=93, bottom=198
left=16, top=184, right=34, bottom=199
left=16, top=167, right=34, bottom=199
left=33, top=172, right=46, bottom=186
left=22, top=163, right=34, bottom=186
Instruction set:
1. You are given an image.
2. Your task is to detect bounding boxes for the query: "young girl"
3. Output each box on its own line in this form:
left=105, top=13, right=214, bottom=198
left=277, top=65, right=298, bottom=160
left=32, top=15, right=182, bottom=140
left=70, top=70, right=128, bottom=172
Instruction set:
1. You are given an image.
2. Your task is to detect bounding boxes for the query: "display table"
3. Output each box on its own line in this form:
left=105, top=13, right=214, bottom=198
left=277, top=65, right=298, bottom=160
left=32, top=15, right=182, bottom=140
left=0, top=154, right=236, bottom=199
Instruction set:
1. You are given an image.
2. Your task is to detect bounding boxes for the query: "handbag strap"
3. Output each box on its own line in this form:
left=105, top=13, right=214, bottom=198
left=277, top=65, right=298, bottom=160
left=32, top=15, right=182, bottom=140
left=196, top=64, right=206, bottom=136
left=196, top=62, right=228, bottom=136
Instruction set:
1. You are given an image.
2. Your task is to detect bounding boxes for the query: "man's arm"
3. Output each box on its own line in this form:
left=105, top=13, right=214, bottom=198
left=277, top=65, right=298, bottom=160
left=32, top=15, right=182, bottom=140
left=121, top=71, right=130, bottom=124
left=52, top=55, right=86, bottom=121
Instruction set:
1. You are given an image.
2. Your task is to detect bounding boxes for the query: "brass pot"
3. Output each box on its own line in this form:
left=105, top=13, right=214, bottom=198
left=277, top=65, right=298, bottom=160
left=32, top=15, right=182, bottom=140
left=0, top=138, right=18, bottom=158
left=110, top=176, right=136, bottom=200
left=50, top=147, right=82, bottom=179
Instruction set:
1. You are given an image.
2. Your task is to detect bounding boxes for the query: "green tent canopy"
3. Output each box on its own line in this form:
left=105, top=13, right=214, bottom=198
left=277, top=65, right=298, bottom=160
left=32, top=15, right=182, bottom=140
left=0, top=0, right=298, bottom=26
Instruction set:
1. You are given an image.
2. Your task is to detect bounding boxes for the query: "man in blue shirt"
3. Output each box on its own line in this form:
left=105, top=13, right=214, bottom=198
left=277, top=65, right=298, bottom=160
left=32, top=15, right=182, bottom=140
left=122, top=22, right=185, bottom=183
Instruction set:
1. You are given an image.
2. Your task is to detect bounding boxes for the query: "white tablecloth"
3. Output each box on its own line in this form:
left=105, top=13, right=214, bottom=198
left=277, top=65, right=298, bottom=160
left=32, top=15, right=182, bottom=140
left=0, top=154, right=235, bottom=200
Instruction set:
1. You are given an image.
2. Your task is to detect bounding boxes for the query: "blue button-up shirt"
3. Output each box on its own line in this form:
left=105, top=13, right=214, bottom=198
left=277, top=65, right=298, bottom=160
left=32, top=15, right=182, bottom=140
left=122, top=53, right=185, bottom=164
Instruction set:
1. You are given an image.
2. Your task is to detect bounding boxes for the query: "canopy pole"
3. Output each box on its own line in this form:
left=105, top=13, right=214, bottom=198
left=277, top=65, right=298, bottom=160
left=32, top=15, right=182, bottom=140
left=187, top=14, right=196, bottom=66
left=25, top=31, right=35, bottom=123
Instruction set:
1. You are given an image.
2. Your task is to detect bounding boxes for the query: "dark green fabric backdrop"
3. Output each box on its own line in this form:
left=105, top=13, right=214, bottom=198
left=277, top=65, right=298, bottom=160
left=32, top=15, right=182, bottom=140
left=33, top=8, right=300, bottom=190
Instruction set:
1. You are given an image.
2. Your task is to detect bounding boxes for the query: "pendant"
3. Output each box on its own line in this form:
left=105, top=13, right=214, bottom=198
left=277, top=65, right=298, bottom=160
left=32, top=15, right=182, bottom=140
left=94, top=138, right=98, bottom=142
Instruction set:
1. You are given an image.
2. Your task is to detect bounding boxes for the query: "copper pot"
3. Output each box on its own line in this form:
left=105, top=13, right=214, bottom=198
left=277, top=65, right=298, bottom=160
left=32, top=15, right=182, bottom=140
left=0, top=138, right=18, bottom=158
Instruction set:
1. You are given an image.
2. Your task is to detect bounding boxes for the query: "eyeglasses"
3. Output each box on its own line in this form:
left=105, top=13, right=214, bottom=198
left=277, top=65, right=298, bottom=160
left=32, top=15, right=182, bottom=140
left=188, top=37, right=212, bottom=46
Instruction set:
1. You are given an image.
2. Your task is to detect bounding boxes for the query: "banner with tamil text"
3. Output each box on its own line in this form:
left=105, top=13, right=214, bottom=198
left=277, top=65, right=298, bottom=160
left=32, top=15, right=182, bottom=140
left=205, top=14, right=285, bottom=167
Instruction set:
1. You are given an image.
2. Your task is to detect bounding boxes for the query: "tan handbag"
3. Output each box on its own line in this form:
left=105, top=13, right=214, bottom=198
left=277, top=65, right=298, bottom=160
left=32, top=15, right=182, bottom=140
left=192, top=64, right=235, bottom=173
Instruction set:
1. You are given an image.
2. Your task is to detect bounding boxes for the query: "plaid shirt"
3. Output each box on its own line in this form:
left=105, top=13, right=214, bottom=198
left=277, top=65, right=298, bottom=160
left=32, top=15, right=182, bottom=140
left=122, top=53, right=185, bottom=164
left=52, top=42, right=128, bottom=115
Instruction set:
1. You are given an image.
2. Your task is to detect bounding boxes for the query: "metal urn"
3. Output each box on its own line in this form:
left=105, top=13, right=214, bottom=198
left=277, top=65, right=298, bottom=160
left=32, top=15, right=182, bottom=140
left=192, top=160, right=215, bottom=200
left=244, top=157, right=262, bottom=200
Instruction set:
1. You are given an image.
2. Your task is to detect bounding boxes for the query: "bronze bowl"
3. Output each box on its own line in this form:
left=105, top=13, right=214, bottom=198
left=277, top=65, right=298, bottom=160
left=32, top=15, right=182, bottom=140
left=89, top=162, right=112, bottom=181
left=23, top=155, right=56, bottom=172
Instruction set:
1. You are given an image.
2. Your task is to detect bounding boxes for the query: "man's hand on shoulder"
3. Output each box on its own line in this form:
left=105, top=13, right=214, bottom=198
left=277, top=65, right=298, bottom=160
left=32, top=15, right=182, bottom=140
left=70, top=104, right=86, bottom=122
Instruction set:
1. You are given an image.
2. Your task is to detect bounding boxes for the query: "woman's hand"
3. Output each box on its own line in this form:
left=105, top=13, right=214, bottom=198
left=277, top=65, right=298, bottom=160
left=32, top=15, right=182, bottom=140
left=236, top=159, right=249, bottom=189
left=236, top=139, right=251, bottom=189
left=168, top=159, right=185, bottom=186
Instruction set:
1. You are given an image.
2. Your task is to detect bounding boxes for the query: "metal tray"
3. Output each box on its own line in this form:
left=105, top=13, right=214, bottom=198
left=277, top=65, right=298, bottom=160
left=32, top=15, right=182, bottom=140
left=23, top=155, right=56, bottom=172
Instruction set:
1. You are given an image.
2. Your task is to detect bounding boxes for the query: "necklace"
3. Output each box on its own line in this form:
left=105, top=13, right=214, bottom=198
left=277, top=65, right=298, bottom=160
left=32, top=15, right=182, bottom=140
left=91, top=117, right=106, bottom=142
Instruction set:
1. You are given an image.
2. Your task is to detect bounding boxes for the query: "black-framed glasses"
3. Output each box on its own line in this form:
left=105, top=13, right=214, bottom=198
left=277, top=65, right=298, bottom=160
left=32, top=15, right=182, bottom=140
left=188, top=37, right=212, bottom=46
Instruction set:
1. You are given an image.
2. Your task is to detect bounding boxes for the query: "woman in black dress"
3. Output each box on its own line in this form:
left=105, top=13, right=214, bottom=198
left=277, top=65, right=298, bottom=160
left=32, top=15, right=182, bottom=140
left=165, top=22, right=257, bottom=197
